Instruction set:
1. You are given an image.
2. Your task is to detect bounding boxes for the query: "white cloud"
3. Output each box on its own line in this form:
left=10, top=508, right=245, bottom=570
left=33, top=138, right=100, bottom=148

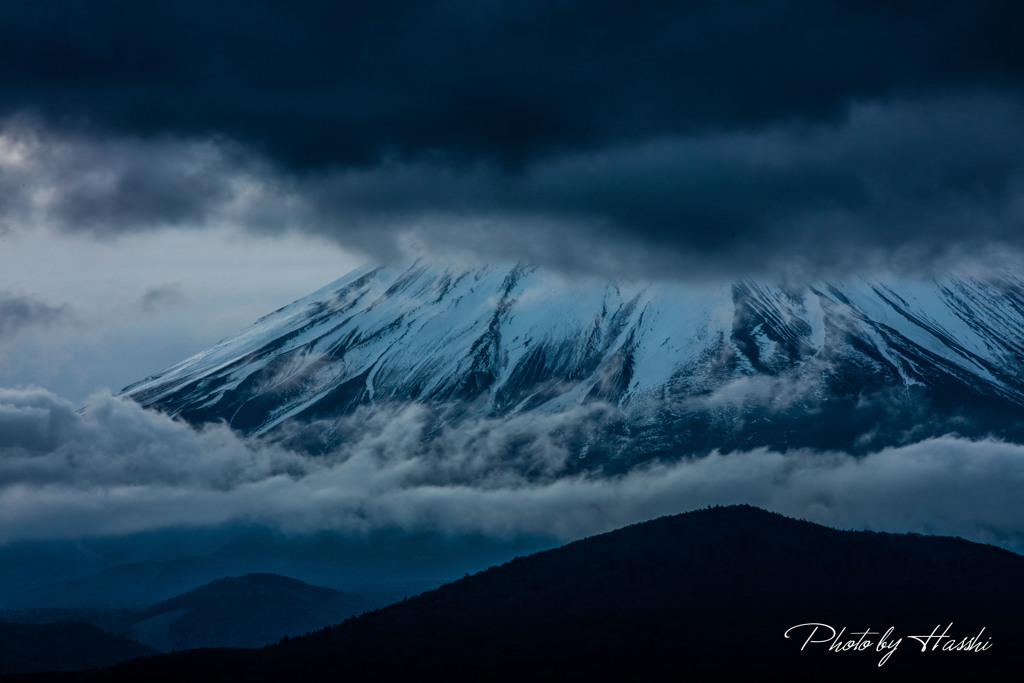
left=1, top=387, right=1023, bottom=554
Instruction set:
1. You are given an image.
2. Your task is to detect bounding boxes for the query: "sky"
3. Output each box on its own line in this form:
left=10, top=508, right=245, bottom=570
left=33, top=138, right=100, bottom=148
left=2, top=1, right=1024, bottom=548
left=3, top=0, right=1024, bottom=398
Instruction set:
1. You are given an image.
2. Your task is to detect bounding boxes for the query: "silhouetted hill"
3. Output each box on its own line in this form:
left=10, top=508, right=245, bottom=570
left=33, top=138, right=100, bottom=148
left=0, top=527, right=548, bottom=613
left=2, top=574, right=389, bottom=655
left=122, top=573, right=381, bottom=651
left=0, top=622, right=155, bottom=675
left=20, top=506, right=1024, bottom=681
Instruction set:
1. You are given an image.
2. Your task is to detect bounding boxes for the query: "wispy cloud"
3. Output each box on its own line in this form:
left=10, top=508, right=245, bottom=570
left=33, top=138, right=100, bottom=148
left=2, top=387, right=1022, bottom=552
left=0, top=292, right=71, bottom=341
left=139, top=283, right=185, bottom=313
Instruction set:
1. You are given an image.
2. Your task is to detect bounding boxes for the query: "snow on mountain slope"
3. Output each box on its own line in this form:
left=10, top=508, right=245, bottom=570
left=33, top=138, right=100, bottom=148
left=120, top=262, right=1024, bottom=457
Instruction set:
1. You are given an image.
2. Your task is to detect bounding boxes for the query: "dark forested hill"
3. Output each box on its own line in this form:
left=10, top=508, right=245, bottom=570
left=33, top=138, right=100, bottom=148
left=19, top=506, right=1024, bottom=681
left=1, top=573, right=389, bottom=661
left=0, top=622, right=155, bottom=675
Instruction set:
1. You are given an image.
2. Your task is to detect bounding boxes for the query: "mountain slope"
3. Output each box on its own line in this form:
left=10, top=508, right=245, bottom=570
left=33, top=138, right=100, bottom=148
left=0, top=622, right=155, bottom=675
left=120, top=262, right=1024, bottom=458
left=37, top=505, right=1024, bottom=681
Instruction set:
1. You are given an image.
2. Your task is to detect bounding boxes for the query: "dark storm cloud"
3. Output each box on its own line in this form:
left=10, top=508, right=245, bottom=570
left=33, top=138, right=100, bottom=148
left=0, top=117, right=303, bottom=237
left=3, top=1, right=1024, bottom=273
left=3, top=0, right=1023, bottom=168
left=0, top=118, right=255, bottom=235
left=0, top=292, right=71, bottom=340
left=301, top=92, right=1024, bottom=276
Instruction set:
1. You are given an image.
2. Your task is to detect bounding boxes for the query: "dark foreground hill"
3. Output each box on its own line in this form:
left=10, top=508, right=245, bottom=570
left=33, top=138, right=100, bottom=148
left=0, top=622, right=155, bottom=675
left=20, top=506, right=1024, bottom=681
left=2, top=573, right=388, bottom=664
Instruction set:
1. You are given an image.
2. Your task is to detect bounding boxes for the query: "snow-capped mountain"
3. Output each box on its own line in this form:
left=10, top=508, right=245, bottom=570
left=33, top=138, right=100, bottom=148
left=121, top=262, right=1024, bottom=460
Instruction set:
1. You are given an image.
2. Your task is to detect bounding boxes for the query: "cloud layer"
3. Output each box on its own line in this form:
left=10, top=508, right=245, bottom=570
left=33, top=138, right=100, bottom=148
left=5, top=92, right=1024, bottom=278
left=2, top=387, right=1023, bottom=553
left=3, top=3, right=1024, bottom=277
left=3, top=1, right=1023, bottom=168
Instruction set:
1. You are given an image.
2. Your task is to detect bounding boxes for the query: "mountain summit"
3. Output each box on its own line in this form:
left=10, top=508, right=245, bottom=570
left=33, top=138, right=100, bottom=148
left=121, top=262, right=1024, bottom=461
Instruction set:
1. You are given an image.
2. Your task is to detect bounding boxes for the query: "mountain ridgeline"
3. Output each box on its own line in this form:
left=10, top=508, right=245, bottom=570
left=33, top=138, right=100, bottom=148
left=122, top=262, right=1024, bottom=461
left=27, top=506, right=1024, bottom=681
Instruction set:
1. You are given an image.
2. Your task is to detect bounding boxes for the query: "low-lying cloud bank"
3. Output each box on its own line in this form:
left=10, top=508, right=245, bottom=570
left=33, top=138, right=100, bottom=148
left=1, top=387, right=1023, bottom=552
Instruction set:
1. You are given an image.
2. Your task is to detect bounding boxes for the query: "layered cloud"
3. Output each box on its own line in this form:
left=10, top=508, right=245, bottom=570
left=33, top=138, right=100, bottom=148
left=5, top=91, right=1024, bottom=278
left=2, top=387, right=1023, bottom=553
left=2, top=2, right=1024, bottom=277
left=3, top=1, right=1022, bottom=168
